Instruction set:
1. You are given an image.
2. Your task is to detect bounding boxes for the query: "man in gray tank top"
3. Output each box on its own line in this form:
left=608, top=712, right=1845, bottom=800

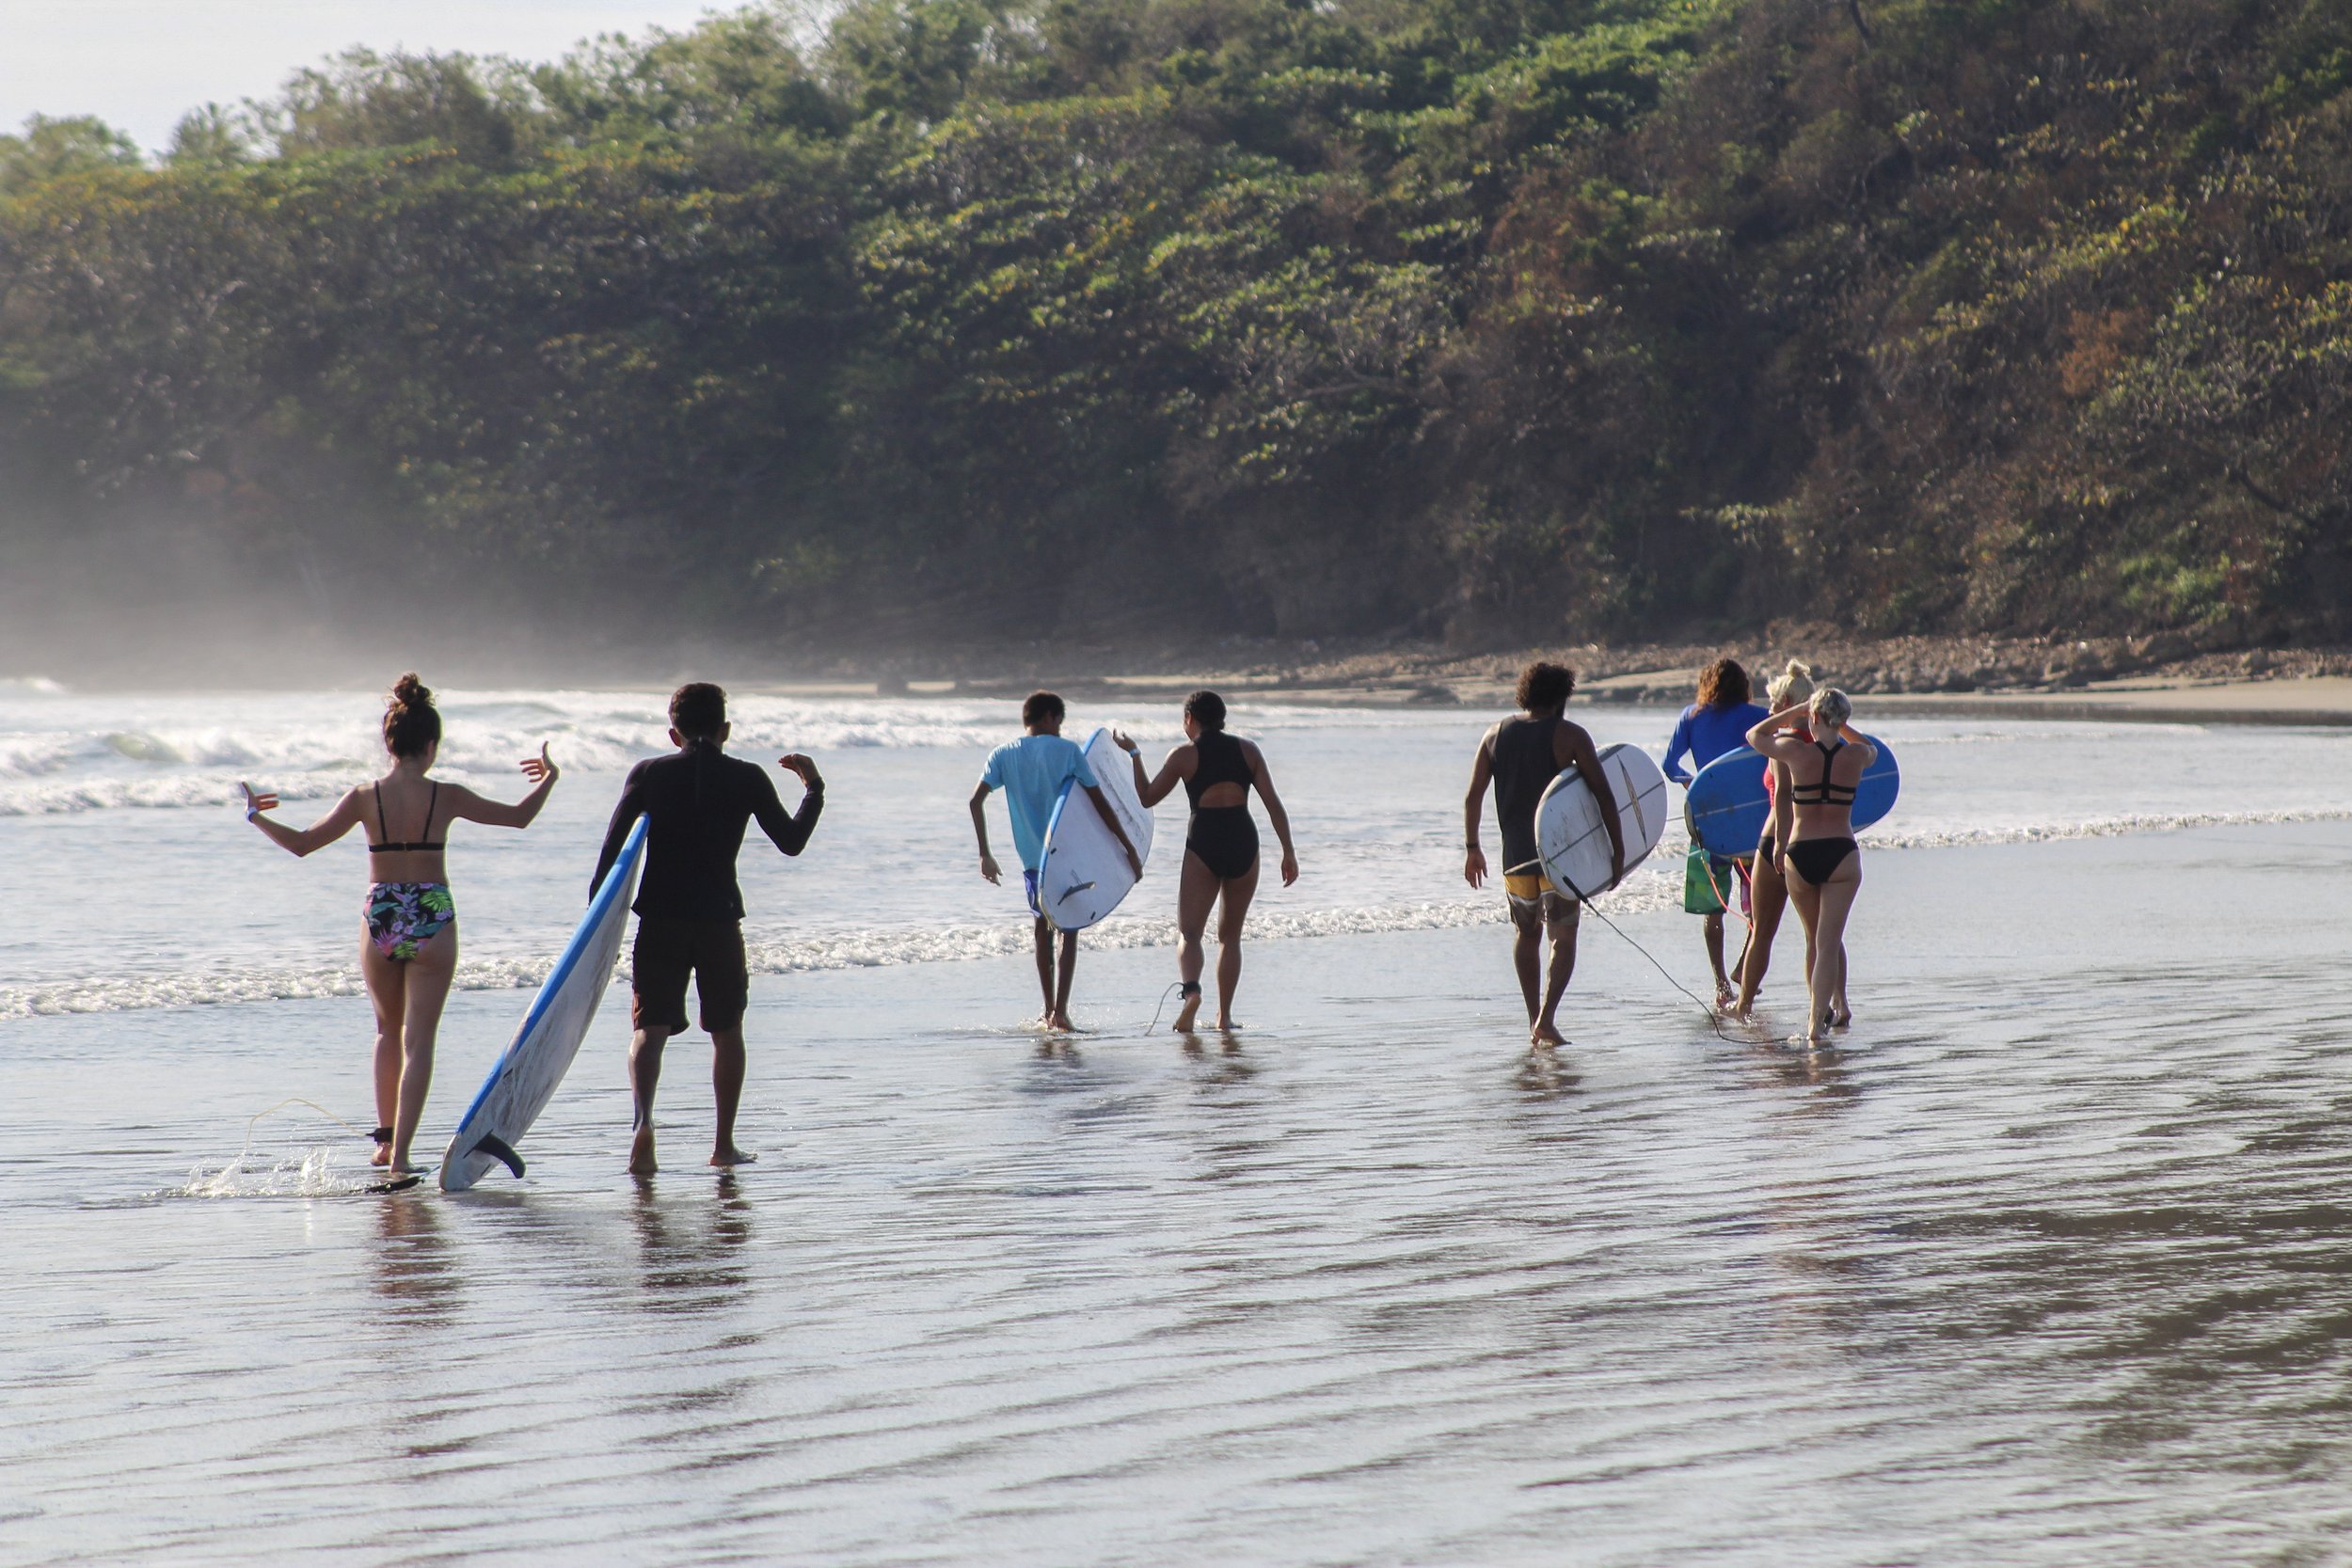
left=1463, top=662, right=1625, bottom=1046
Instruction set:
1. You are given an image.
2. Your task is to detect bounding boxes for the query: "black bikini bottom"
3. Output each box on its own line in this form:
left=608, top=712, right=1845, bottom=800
left=1185, top=806, right=1259, bottom=881
left=1785, top=836, right=1858, bottom=885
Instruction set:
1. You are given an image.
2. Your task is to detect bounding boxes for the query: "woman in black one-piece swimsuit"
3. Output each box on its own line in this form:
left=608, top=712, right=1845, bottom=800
left=1119, top=689, right=1299, bottom=1034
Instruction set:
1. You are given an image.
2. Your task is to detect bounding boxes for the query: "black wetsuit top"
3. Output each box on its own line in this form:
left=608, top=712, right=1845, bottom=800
left=1490, top=715, right=1563, bottom=872
left=592, top=741, right=823, bottom=921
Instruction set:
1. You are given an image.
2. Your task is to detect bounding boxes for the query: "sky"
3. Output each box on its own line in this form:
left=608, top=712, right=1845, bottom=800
left=0, top=0, right=752, bottom=153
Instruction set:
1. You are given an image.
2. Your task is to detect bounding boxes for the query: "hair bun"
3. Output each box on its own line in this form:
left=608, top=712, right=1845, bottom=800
left=1784, top=659, right=1813, bottom=680
left=390, top=673, right=432, bottom=709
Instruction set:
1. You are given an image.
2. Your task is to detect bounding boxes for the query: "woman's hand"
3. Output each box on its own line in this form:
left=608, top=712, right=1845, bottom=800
left=778, top=752, right=823, bottom=790
left=240, top=781, right=278, bottom=819
left=1112, top=729, right=1140, bottom=756
left=520, top=743, right=557, bottom=784
left=1280, top=847, right=1299, bottom=887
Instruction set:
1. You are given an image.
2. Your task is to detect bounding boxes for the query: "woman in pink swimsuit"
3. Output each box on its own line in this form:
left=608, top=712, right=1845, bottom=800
left=241, top=673, right=558, bottom=1173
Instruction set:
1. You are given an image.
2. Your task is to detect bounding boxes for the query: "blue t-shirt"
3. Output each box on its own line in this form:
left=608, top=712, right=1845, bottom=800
left=981, top=733, right=1098, bottom=871
left=1664, top=702, right=1769, bottom=784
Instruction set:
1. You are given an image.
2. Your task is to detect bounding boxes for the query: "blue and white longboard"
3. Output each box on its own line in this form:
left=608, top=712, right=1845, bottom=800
left=437, top=815, right=648, bottom=1191
left=1037, top=729, right=1153, bottom=931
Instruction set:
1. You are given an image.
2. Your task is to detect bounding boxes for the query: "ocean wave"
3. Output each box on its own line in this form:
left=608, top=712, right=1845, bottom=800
left=1864, top=806, right=2352, bottom=850
left=0, top=689, right=1457, bottom=815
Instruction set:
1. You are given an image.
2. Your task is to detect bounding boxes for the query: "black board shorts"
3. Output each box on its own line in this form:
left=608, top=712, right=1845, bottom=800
left=631, top=916, right=749, bottom=1034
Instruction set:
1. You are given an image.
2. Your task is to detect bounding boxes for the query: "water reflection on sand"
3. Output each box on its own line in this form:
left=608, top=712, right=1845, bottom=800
left=10, top=823, right=2352, bottom=1562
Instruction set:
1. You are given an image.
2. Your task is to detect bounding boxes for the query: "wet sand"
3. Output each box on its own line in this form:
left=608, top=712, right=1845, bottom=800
left=12, top=822, right=2352, bottom=1564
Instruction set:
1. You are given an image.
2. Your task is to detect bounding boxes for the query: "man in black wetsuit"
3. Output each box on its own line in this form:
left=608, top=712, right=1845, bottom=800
left=594, top=682, right=824, bottom=1174
left=1462, top=661, right=1624, bottom=1047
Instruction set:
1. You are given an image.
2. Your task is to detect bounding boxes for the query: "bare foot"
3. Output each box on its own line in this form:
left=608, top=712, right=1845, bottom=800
left=710, top=1146, right=756, bottom=1168
left=628, top=1124, right=658, bottom=1176
left=1531, top=1020, right=1565, bottom=1047
left=1831, top=1008, right=1852, bottom=1029
left=1047, top=1009, right=1075, bottom=1032
left=1216, top=1017, right=1240, bottom=1034
left=388, top=1157, right=420, bottom=1176
left=371, top=1144, right=391, bottom=1167
left=1715, top=980, right=1736, bottom=1008
left=1172, top=990, right=1201, bottom=1034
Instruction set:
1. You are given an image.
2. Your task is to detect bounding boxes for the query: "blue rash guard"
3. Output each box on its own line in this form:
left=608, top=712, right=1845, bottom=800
left=1664, top=702, right=1770, bottom=784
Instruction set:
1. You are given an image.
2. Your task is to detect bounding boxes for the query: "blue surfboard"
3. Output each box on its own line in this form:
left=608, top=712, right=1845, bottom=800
left=437, top=814, right=649, bottom=1191
left=1684, top=740, right=1899, bottom=858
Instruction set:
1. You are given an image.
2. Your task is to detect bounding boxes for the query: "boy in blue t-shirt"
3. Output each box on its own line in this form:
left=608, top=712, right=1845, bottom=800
left=969, top=690, right=1144, bottom=1030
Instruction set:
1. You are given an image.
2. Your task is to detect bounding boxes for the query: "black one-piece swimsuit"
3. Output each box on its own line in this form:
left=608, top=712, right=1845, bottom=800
left=1184, top=731, right=1260, bottom=880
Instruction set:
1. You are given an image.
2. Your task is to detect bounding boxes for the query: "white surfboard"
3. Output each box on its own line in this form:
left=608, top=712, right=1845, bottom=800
left=437, top=814, right=648, bottom=1191
left=1535, top=743, right=1670, bottom=900
left=1036, top=728, right=1154, bottom=931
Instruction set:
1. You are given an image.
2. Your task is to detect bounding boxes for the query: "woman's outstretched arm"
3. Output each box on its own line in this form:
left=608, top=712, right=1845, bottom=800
left=241, top=783, right=363, bottom=858
left=449, top=745, right=559, bottom=830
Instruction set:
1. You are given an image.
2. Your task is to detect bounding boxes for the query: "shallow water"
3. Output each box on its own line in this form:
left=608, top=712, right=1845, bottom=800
left=8, top=690, right=2352, bottom=1563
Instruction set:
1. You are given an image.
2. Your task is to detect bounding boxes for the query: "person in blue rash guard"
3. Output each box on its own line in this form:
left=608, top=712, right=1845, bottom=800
left=968, top=690, right=1142, bottom=1032
left=1664, top=658, right=1770, bottom=1006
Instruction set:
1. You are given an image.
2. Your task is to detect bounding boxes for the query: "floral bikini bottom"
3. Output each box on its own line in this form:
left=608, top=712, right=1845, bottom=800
left=366, top=881, right=455, bottom=961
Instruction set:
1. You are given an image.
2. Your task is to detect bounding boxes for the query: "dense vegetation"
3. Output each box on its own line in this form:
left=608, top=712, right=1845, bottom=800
left=5, top=0, right=2351, bottom=657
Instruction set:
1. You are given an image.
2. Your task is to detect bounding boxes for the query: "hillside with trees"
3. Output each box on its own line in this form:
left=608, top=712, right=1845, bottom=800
left=3, top=0, right=2350, bottom=665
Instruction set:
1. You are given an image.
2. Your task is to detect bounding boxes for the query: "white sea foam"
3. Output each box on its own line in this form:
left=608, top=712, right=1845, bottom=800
left=0, top=688, right=1444, bottom=816
left=11, top=789, right=2345, bottom=1019
left=181, top=1145, right=384, bottom=1198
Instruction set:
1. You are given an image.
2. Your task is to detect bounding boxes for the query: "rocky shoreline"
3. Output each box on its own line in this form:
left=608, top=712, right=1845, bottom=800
left=865, top=626, right=2352, bottom=710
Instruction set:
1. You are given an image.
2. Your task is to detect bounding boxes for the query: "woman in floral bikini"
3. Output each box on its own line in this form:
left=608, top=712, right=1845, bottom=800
left=242, top=673, right=558, bottom=1174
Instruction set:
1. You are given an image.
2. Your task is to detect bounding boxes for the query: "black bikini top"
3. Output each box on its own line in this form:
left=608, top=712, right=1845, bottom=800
left=370, top=781, right=444, bottom=852
left=1184, top=730, right=1253, bottom=808
left=1788, top=740, right=1858, bottom=807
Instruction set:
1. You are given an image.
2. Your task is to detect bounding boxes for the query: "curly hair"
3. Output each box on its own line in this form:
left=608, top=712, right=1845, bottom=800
left=1695, top=657, right=1751, bottom=709
left=1515, top=661, right=1575, bottom=711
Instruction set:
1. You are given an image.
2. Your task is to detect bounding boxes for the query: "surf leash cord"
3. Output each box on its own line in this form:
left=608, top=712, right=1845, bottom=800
left=1506, top=855, right=1741, bottom=1044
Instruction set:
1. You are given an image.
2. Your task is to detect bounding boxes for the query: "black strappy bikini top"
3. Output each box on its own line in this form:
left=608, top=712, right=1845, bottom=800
left=1788, top=740, right=1858, bottom=806
left=370, top=781, right=444, bottom=852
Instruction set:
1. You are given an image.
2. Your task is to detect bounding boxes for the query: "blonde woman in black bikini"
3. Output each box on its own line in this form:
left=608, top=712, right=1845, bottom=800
left=240, top=674, right=559, bottom=1173
left=1117, top=689, right=1299, bottom=1035
left=1744, top=688, right=1874, bottom=1044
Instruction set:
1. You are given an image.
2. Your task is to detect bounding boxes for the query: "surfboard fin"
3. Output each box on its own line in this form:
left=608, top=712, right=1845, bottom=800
left=470, top=1132, right=526, bottom=1180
